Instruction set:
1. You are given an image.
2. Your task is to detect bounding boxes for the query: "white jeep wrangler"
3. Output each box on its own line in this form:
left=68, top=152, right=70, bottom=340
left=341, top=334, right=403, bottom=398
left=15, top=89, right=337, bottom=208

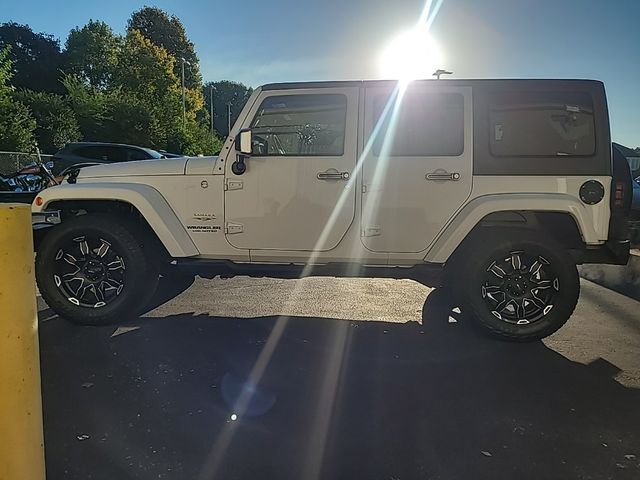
left=32, top=79, right=632, bottom=341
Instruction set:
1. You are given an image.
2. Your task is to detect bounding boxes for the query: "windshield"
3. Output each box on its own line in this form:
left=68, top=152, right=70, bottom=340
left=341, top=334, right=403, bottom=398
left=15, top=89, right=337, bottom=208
left=144, top=148, right=164, bottom=159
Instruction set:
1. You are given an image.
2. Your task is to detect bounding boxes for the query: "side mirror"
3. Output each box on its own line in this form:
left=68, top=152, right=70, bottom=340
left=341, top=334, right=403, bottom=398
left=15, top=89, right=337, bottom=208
left=235, top=129, right=252, bottom=155
left=232, top=128, right=252, bottom=175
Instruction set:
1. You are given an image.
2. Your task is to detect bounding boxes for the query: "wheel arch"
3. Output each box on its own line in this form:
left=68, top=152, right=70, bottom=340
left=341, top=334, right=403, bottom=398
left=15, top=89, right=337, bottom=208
left=34, top=183, right=198, bottom=258
left=425, top=193, right=600, bottom=264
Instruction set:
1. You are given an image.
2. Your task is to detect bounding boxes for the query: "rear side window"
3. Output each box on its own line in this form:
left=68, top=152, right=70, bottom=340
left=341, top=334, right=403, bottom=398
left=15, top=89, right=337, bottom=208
left=74, top=146, right=109, bottom=160
left=372, top=91, right=464, bottom=157
left=489, top=91, right=595, bottom=157
left=250, top=94, right=347, bottom=156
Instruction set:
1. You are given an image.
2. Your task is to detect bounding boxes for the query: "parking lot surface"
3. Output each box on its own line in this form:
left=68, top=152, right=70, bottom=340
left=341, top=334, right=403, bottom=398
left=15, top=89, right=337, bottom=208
left=38, top=277, right=640, bottom=479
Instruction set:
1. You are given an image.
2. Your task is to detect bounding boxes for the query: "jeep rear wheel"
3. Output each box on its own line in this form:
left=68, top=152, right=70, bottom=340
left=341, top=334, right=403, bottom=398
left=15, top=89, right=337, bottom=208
left=455, top=232, right=580, bottom=341
left=36, top=214, right=159, bottom=325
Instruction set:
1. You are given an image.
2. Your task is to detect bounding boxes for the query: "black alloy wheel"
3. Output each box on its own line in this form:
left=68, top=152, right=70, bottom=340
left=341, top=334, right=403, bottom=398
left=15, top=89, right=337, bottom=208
left=452, top=231, right=580, bottom=341
left=481, top=251, right=559, bottom=325
left=52, top=235, right=126, bottom=308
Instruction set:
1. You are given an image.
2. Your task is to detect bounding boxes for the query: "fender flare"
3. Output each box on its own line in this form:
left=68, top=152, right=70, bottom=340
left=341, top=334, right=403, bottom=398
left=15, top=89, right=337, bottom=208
left=424, top=193, right=605, bottom=263
left=33, top=183, right=199, bottom=258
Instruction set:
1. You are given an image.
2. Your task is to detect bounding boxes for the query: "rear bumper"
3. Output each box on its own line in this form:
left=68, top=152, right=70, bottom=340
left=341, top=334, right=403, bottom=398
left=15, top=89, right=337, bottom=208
left=570, top=239, right=630, bottom=265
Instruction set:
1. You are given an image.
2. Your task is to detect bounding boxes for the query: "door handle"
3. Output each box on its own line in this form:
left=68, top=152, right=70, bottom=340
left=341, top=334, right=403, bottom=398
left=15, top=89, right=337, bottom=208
left=425, top=171, right=461, bottom=181
left=317, top=169, right=350, bottom=181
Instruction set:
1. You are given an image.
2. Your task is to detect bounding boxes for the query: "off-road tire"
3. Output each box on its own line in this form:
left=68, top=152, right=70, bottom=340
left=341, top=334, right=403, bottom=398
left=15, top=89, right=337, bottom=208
left=36, top=214, right=159, bottom=325
left=451, top=230, right=580, bottom=341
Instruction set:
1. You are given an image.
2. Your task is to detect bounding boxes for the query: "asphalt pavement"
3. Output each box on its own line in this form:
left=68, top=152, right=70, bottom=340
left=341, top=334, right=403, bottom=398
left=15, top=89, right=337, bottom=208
left=37, top=276, right=640, bottom=479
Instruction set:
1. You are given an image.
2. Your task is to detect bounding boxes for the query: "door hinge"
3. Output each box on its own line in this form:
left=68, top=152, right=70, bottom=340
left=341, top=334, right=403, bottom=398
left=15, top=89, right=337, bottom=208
left=225, top=222, right=244, bottom=234
left=225, top=179, right=243, bottom=191
left=362, top=225, right=381, bottom=237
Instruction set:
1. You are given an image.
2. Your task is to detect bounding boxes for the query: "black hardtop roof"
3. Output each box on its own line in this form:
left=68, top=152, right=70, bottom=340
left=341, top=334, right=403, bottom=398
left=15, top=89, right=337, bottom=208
left=261, top=79, right=604, bottom=91
left=64, top=142, right=157, bottom=151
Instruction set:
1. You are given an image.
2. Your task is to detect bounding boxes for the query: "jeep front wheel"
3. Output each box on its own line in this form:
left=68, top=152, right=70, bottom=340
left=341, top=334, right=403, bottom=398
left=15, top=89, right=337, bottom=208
left=456, top=233, right=580, bottom=341
left=36, top=214, right=159, bottom=325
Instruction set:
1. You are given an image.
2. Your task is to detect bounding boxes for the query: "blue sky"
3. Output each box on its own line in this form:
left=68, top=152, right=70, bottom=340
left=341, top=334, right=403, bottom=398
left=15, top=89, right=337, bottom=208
left=4, top=0, right=640, bottom=146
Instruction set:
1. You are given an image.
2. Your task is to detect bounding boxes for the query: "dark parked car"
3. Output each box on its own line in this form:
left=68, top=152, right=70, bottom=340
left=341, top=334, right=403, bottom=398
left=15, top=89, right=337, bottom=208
left=632, top=177, right=640, bottom=214
left=51, top=142, right=177, bottom=175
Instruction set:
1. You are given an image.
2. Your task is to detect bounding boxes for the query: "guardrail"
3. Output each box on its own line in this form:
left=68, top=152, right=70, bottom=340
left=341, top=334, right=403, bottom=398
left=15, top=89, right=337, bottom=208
left=0, top=151, right=53, bottom=175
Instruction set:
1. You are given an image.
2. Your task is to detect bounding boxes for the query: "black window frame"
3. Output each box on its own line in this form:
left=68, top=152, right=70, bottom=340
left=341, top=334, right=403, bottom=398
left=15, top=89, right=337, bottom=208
left=249, top=93, right=348, bottom=157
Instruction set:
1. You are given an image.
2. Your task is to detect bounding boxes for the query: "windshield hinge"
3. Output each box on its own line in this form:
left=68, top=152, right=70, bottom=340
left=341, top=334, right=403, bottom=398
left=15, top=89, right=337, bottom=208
left=225, top=222, right=244, bottom=234
left=225, top=179, right=243, bottom=191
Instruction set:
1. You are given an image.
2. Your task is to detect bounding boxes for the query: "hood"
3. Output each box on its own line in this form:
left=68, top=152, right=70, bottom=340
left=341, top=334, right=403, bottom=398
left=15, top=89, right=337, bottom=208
left=78, top=157, right=189, bottom=179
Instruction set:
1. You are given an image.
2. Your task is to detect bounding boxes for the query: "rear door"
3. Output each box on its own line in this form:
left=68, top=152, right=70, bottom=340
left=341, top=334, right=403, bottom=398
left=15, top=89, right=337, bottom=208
left=224, top=87, right=359, bottom=252
left=361, top=83, right=473, bottom=253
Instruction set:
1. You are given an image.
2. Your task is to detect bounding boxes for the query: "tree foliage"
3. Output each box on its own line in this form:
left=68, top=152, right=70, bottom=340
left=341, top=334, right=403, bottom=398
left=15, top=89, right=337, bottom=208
left=128, top=7, right=202, bottom=88
left=204, top=81, right=253, bottom=136
left=0, top=8, right=224, bottom=156
left=63, top=74, right=109, bottom=142
left=167, top=121, right=223, bottom=156
left=65, top=20, right=121, bottom=89
left=0, top=22, right=65, bottom=93
left=0, top=46, right=36, bottom=152
left=0, top=100, right=36, bottom=152
left=16, top=90, right=81, bottom=152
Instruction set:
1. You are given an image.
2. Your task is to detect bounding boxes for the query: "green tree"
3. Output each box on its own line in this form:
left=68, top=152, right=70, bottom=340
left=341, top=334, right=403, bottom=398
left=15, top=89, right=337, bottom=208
left=167, top=120, right=223, bottom=156
left=63, top=74, right=109, bottom=141
left=17, top=90, right=81, bottom=153
left=102, top=92, right=155, bottom=146
left=0, top=22, right=65, bottom=93
left=0, top=46, right=35, bottom=152
left=114, top=29, right=179, bottom=101
left=204, top=81, right=253, bottom=136
left=0, top=45, right=12, bottom=99
left=113, top=29, right=182, bottom=148
left=65, top=20, right=121, bottom=90
left=128, top=7, right=202, bottom=89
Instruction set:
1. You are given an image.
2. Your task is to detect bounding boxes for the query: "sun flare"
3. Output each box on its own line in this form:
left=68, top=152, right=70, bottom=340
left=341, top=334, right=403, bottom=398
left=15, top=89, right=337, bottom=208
left=379, top=28, right=443, bottom=81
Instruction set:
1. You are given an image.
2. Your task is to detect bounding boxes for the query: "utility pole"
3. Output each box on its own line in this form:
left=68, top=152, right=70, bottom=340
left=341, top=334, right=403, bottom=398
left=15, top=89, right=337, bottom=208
left=181, top=58, right=190, bottom=126
left=227, top=102, right=232, bottom=135
left=210, top=85, right=215, bottom=137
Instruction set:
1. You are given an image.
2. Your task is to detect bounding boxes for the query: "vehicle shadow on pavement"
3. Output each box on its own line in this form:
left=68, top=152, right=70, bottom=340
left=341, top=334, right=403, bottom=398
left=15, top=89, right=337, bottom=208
left=39, top=290, right=640, bottom=480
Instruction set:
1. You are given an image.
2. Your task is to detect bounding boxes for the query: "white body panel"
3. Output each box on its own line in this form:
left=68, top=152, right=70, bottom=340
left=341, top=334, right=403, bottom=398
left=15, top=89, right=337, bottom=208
left=79, top=157, right=190, bottom=177
left=360, top=85, right=473, bottom=253
left=33, top=183, right=199, bottom=258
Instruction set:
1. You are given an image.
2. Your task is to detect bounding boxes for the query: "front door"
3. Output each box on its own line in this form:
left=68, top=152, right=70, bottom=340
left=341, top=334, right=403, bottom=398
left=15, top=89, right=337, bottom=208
left=360, top=83, right=473, bottom=253
left=225, top=88, right=359, bottom=252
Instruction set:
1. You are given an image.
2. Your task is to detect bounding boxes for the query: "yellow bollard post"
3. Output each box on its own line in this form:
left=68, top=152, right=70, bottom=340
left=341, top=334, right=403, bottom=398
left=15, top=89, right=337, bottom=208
left=0, top=204, right=45, bottom=480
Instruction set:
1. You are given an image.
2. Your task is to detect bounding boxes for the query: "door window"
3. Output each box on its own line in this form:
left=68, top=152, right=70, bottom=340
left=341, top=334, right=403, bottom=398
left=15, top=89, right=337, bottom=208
left=124, top=148, right=150, bottom=161
left=250, top=94, right=347, bottom=156
left=372, top=91, right=464, bottom=157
